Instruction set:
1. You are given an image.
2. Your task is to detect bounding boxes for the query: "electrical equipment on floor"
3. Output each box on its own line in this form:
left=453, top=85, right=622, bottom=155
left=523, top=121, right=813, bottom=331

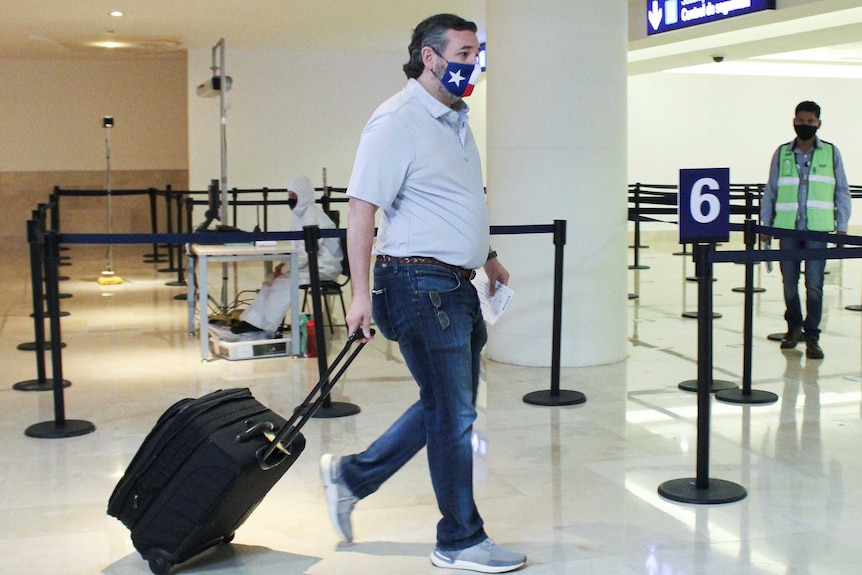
left=207, top=324, right=291, bottom=361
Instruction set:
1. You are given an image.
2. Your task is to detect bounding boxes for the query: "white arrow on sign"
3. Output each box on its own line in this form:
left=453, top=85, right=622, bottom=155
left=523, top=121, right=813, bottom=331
left=648, top=0, right=663, bottom=31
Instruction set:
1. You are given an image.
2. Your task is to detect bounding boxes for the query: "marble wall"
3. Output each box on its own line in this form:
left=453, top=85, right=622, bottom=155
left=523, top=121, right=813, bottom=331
left=1, top=169, right=189, bottom=249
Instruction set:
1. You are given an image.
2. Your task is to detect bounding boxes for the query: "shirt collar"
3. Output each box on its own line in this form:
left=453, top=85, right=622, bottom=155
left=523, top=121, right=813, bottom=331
left=405, top=78, right=470, bottom=120
left=792, top=135, right=822, bottom=152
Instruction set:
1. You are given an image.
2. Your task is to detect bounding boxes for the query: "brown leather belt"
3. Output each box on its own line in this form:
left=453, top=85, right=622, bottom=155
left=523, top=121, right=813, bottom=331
left=376, top=255, right=476, bottom=281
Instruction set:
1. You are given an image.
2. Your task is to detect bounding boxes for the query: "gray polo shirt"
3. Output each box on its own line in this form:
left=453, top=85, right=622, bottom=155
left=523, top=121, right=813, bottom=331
left=347, top=79, right=489, bottom=270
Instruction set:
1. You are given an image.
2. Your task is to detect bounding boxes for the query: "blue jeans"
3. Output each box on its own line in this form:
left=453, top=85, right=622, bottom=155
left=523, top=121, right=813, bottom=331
left=779, top=237, right=826, bottom=339
left=339, top=260, right=488, bottom=551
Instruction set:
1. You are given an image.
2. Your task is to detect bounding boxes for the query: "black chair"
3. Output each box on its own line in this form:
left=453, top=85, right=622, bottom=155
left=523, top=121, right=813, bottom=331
left=300, top=236, right=349, bottom=334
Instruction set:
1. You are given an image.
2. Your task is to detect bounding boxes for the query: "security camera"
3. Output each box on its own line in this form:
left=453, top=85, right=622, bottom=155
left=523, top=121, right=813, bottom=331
left=711, top=54, right=725, bottom=63
left=196, top=75, right=232, bottom=98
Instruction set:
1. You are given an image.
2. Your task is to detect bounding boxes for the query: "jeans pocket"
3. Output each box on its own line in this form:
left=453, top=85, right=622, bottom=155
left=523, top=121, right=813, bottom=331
left=371, top=287, right=398, bottom=341
left=415, top=268, right=461, bottom=293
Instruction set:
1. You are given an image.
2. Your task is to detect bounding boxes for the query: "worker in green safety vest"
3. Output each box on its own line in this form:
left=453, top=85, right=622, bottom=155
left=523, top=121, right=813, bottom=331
left=760, top=100, right=851, bottom=360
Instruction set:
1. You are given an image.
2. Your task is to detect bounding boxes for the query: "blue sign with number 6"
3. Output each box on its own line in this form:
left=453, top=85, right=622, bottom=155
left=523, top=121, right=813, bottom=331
left=679, top=168, right=730, bottom=243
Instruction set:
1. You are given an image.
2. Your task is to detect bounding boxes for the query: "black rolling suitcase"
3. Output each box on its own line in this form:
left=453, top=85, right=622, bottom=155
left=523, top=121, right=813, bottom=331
left=108, top=332, right=370, bottom=574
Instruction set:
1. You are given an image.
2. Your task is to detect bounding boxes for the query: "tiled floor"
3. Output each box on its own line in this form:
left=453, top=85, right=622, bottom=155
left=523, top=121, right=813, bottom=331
left=3, top=232, right=862, bottom=574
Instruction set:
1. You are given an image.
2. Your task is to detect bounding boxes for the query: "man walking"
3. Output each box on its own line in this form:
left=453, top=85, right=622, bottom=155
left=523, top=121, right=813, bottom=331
left=320, top=13, right=525, bottom=574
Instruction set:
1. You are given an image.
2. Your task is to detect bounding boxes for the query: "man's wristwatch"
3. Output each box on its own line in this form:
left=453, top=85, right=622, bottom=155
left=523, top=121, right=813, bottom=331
left=486, top=250, right=497, bottom=262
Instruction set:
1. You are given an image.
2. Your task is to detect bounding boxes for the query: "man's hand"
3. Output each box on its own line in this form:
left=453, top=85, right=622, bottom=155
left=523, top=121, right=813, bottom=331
left=483, top=257, right=510, bottom=296
left=834, top=230, right=847, bottom=248
left=759, top=233, right=771, bottom=245
left=346, top=295, right=374, bottom=342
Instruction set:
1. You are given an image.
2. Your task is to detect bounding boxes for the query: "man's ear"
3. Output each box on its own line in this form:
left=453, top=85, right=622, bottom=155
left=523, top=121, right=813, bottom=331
left=421, top=45, right=436, bottom=70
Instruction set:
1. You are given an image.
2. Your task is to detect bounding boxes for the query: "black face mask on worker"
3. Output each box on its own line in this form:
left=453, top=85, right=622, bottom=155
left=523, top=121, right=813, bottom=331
left=794, top=124, right=818, bottom=141
left=287, top=197, right=298, bottom=210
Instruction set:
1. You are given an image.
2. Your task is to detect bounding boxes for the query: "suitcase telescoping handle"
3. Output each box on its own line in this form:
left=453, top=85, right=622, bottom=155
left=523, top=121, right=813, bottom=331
left=257, top=329, right=374, bottom=469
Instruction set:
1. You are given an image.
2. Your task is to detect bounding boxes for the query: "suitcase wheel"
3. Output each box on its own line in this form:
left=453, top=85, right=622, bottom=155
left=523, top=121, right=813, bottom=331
left=144, top=550, right=172, bottom=575
left=223, top=532, right=235, bottom=544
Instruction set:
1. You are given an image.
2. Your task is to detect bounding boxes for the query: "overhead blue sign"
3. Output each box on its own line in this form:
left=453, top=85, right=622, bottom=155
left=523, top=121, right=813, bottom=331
left=679, top=168, right=730, bottom=244
left=647, top=0, right=775, bottom=36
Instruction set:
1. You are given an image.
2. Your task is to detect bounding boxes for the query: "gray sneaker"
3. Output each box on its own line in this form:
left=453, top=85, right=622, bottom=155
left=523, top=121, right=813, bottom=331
left=430, top=538, right=526, bottom=573
left=319, top=453, right=358, bottom=543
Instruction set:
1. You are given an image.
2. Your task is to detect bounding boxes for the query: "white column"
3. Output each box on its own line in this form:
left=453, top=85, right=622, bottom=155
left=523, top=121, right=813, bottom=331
left=485, top=1, right=628, bottom=367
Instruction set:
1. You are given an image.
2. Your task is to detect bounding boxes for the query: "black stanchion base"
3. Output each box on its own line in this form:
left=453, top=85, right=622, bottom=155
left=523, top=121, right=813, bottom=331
left=629, top=265, right=650, bottom=270
left=731, top=286, right=766, bottom=293
left=25, top=419, right=95, bottom=439
left=678, top=379, right=736, bottom=393
left=17, top=341, right=66, bottom=351
left=312, top=402, right=361, bottom=419
left=173, top=293, right=188, bottom=301
left=767, top=332, right=785, bottom=342
left=845, top=305, right=862, bottom=312
left=628, top=293, right=639, bottom=300
left=715, top=388, right=779, bottom=405
left=673, top=250, right=691, bottom=256
left=165, top=280, right=187, bottom=287
left=31, top=311, right=70, bottom=318
left=658, top=478, right=747, bottom=505
left=44, top=293, right=72, bottom=300
left=523, top=389, right=587, bottom=406
left=686, top=276, right=717, bottom=282
left=13, top=378, right=72, bottom=391
left=628, top=244, right=650, bottom=249
left=682, top=311, right=722, bottom=319
left=158, top=267, right=180, bottom=273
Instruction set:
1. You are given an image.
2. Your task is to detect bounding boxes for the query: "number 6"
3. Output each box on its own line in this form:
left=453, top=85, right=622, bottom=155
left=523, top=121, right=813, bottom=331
left=690, top=177, right=720, bottom=224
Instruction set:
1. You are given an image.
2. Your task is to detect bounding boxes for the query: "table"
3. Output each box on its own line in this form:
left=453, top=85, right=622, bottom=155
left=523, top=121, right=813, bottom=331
left=187, top=242, right=301, bottom=361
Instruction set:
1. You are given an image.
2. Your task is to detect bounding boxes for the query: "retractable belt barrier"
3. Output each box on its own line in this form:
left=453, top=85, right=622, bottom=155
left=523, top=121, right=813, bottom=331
left=17, top=220, right=578, bottom=440
left=658, top=221, right=862, bottom=506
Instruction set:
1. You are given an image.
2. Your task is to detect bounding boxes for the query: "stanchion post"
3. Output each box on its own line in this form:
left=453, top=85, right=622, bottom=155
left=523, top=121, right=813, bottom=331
left=14, top=218, right=71, bottom=392
left=716, top=220, right=778, bottom=405
left=166, top=188, right=187, bottom=288
left=159, top=186, right=178, bottom=273
left=25, top=230, right=95, bottom=439
left=49, top=190, right=70, bottom=266
left=679, top=242, right=733, bottom=391
left=18, top=205, right=68, bottom=352
left=523, top=219, right=586, bottom=407
left=231, top=188, right=239, bottom=228
left=262, top=189, right=270, bottom=231
left=658, top=243, right=746, bottom=504
left=172, top=196, right=194, bottom=301
left=629, top=184, right=649, bottom=270
left=143, top=187, right=166, bottom=263
left=629, top=183, right=648, bottom=248
left=304, top=225, right=360, bottom=419
left=50, top=186, right=61, bottom=232
left=732, top=191, right=766, bottom=294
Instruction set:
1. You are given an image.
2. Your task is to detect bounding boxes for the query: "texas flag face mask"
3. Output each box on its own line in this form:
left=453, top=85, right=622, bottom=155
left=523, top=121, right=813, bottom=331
left=439, top=60, right=481, bottom=98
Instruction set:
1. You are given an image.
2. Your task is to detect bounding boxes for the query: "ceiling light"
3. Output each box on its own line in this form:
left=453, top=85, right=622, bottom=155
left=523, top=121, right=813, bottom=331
left=109, top=11, right=124, bottom=17
left=88, top=40, right=131, bottom=49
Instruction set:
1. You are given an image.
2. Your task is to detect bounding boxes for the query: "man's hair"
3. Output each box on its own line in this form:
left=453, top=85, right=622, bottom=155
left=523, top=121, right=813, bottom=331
left=795, top=100, right=821, bottom=119
left=403, top=14, right=478, bottom=79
